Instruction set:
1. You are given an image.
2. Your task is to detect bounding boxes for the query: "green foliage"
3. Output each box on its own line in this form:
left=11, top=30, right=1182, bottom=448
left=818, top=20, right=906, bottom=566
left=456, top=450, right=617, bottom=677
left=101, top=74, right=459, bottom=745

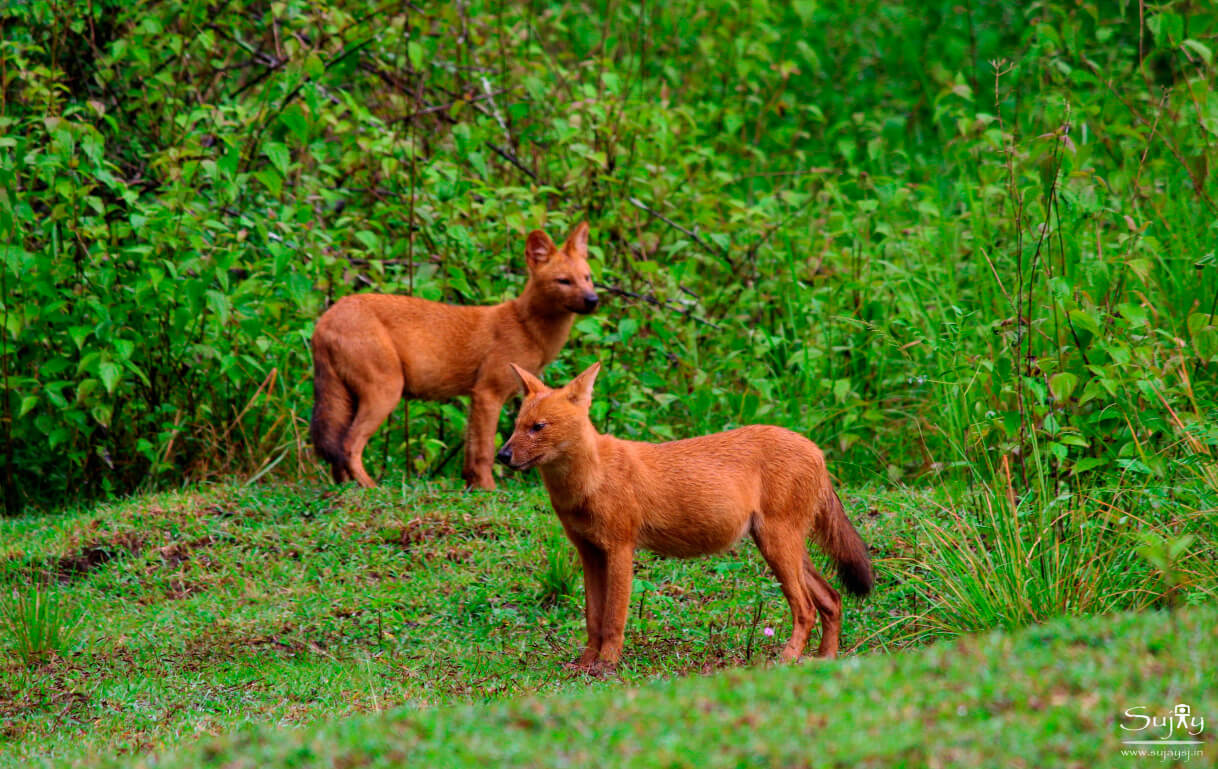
left=898, top=487, right=1213, bottom=637
left=1, top=0, right=1216, bottom=510
left=0, top=586, right=82, bottom=666
left=1136, top=530, right=1200, bottom=608
left=535, top=530, right=579, bottom=607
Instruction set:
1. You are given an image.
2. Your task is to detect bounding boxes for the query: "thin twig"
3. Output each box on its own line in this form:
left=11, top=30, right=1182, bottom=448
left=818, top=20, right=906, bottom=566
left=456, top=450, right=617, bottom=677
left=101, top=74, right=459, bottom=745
left=627, top=198, right=738, bottom=271
left=602, top=285, right=721, bottom=329
left=388, top=89, right=509, bottom=124
left=484, top=141, right=540, bottom=183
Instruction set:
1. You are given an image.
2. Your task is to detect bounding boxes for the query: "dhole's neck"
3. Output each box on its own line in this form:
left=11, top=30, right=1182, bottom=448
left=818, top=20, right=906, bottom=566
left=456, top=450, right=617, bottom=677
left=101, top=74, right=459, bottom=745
left=515, top=280, right=577, bottom=361
left=538, top=429, right=605, bottom=510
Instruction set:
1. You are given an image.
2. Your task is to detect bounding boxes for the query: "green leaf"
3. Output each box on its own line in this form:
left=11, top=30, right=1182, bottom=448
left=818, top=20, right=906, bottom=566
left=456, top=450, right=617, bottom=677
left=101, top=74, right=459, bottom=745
left=1068, top=309, right=1099, bottom=336
left=1127, top=258, right=1153, bottom=282
left=304, top=52, right=325, bottom=79
left=91, top=404, right=113, bottom=428
left=46, top=386, right=69, bottom=409
left=618, top=317, right=639, bottom=342
left=1187, top=312, right=1214, bottom=336
left=1073, top=457, right=1108, bottom=473
left=1183, top=39, right=1213, bottom=66
left=255, top=168, right=282, bottom=195
left=407, top=41, right=425, bottom=70
left=1049, top=372, right=1078, bottom=401
left=1146, top=13, right=1183, bottom=47
left=279, top=105, right=310, bottom=141
left=18, top=395, right=38, bottom=418
left=832, top=378, right=850, bottom=403
left=264, top=142, right=290, bottom=176
left=98, top=361, right=120, bottom=394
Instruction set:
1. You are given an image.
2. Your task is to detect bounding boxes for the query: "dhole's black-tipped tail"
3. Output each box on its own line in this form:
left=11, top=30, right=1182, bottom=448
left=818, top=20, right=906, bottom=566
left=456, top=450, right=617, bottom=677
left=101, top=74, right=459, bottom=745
left=815, top=491, right=874, bottom=597
left=310, top=342, right=353, bottom=471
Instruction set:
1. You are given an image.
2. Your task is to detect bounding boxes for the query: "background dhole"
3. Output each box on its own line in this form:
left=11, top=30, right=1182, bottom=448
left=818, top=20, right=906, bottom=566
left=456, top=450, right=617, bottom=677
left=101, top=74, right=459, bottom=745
left=310, top=223, right=598, bottom=489
left=497, top=362, right=874, bottom=671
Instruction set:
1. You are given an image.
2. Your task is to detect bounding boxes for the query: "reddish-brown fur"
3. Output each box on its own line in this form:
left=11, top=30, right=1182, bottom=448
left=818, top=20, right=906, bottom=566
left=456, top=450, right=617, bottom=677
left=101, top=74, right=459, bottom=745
left=310, top=223, right=597, bottom=489
left=497, top=362, right=874, bottom=672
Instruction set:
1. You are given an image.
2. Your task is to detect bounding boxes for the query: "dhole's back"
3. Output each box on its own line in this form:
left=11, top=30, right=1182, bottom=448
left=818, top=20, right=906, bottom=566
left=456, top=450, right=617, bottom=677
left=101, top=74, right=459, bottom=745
left=314, top=293, right=499, bottom=401
left=617, top=425, right=834, bottom=557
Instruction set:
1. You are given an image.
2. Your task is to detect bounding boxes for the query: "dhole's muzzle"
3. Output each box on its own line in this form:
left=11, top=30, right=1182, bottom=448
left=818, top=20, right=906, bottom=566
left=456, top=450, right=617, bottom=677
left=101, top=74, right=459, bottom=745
left=496, top=443, right=521, bottom=469
left=495, top=444, right=513, bottom=466
left=497, top=438, right=544, bottom=471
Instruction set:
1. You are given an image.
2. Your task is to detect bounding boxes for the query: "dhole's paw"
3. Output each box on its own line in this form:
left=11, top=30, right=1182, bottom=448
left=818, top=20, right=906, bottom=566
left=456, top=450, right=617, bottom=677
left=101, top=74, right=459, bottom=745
left=563, top=659, right=595, bottom=672
left=564, top=659, right=618, bottom=678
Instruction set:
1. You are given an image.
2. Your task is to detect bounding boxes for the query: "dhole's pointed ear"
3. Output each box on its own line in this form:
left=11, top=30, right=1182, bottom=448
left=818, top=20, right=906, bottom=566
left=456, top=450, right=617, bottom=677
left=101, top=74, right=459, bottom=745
left=508, top=362, right=547, bottom=396
left=564, top=361, right=601, bottom=408
left=564, top=221, right=590, bottom=254
left=525, top=230, right=556, bottom=267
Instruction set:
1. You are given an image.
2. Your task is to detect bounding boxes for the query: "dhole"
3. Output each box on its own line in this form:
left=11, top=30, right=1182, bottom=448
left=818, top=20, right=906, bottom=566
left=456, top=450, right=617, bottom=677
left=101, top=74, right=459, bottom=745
left=310, top=223, right=598, bottom=489
left=497, top=362, right=874, bottom=671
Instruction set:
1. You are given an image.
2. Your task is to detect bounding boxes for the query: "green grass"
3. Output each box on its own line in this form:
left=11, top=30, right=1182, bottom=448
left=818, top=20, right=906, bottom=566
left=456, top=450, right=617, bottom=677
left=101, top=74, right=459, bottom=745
left=133, top=604, right=1216, bottom=769
left=0, top=481, right=902, bottom=766
left=0, top=586, right=82, bottom=666
left=0, top=479, right=1212, bottom=767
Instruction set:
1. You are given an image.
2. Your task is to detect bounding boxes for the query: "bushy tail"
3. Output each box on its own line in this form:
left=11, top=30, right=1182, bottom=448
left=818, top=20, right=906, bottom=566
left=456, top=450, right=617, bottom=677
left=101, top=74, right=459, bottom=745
left=310, top=344, right=353, bottom=468
left=812, top=491, right=874, bottom=597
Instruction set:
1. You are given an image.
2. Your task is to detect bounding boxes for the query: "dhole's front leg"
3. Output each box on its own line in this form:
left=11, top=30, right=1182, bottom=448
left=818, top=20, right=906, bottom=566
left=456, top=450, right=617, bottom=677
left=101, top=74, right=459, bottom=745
left=595, top=546, right=635, bottom=669
left=462, top=387, right=505, bottom=490
left=566, top=533, right=608, bottom=667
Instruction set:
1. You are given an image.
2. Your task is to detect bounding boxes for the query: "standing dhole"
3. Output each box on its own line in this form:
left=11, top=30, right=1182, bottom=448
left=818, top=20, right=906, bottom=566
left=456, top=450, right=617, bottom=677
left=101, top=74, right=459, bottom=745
left=497, top=362, right=874, bottom=671
left=311, top=223, right=598, bottom=489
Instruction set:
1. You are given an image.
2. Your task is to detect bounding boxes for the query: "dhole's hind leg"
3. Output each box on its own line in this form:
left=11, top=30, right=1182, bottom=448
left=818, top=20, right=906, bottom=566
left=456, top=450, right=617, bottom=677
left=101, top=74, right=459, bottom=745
left=803, top=553, right=843, bottom=658
left=752, top=523, right=817, bottom=661
left=803, top=555, right=843, bottom=658
left=331, top=463, right=352, bottom=484
left=343, top=384, right=402, bottom=488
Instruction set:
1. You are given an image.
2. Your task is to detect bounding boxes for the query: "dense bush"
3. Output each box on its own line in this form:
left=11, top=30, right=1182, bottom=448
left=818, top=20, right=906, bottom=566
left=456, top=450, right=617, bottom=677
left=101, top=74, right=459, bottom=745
left=2, top=0, right=1216, bottom=510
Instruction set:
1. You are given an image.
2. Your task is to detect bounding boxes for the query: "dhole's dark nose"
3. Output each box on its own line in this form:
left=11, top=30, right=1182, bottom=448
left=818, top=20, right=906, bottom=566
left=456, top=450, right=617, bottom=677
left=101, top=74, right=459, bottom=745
left=495, top=445, right=513, bottom=466
left=583, top=292, right=599, bottom=311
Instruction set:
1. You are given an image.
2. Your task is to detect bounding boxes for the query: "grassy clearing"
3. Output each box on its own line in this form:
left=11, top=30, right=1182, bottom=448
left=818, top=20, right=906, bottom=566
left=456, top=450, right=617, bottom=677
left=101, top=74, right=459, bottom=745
left=1, top=479, right=1213, bottom=767
left=0, top=481, right=897, bottom=767
left=132, top=604, right=1217, bottom=769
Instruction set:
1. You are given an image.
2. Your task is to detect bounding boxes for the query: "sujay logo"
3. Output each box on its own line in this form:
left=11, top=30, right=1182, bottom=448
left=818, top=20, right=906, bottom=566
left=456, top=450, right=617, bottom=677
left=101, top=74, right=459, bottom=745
left=1120, top=704, right=1206, bottom=744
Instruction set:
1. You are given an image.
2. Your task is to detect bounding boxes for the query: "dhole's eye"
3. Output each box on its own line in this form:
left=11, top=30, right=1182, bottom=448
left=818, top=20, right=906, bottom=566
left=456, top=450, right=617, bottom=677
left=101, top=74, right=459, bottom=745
left=556, top=278, right=572, bottom=285
left=529, top=422, right=545, bottom=433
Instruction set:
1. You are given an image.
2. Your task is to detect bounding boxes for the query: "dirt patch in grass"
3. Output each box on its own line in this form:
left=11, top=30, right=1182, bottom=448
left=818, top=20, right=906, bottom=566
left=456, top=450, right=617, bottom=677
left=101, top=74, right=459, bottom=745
left=150, top=535, right=219, bottom=570
left=162, top=577, right=207, bottom=601
left=178, top=615, right=389, bottom=668
left=377, top=515, right=502, bottom=549
left=177, top=623, right=307, bottom=667
left=52, top=531, right=147, bottom=582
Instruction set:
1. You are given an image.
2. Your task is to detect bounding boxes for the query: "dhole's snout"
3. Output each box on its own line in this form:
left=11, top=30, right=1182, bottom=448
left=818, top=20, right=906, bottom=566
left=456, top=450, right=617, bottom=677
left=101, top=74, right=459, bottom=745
left=579, top=291, right=599, bottom=313
left=495, top=443, right=516, bottom=468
